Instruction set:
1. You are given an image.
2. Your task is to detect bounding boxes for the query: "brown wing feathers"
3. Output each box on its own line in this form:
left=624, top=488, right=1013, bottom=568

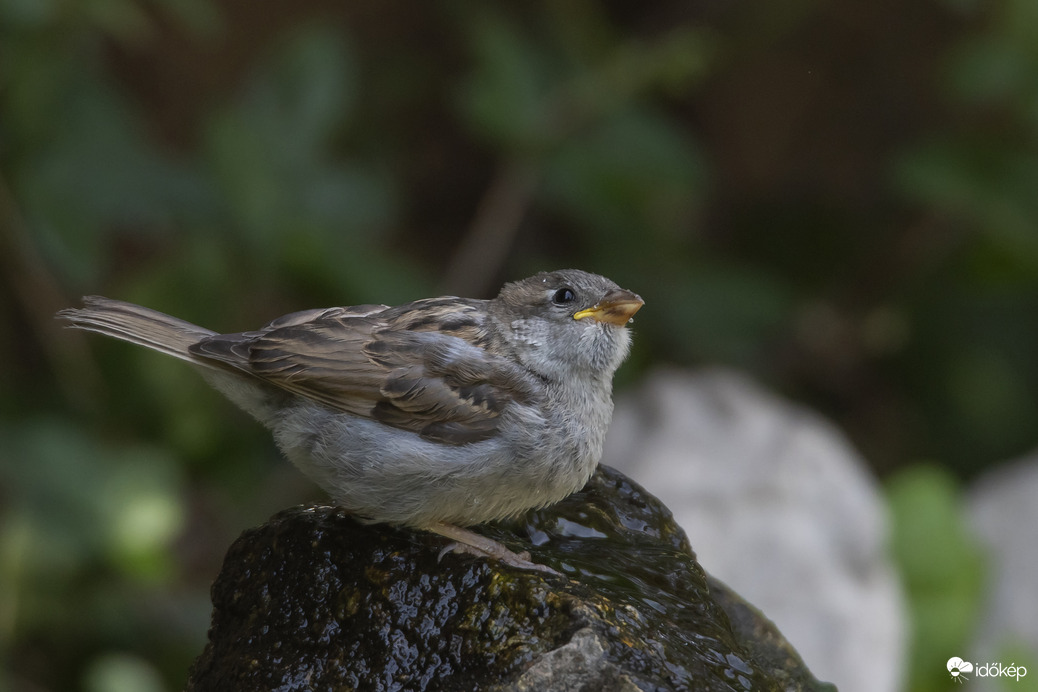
left=187, top=304, right=525, bottom=445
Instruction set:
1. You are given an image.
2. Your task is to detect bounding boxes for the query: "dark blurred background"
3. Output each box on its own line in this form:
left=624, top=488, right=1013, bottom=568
left=2, top=0, right=1036, bottom=690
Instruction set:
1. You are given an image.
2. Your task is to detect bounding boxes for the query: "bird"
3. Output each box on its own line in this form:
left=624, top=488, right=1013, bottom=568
left=57, top=269, right=643, bottom=573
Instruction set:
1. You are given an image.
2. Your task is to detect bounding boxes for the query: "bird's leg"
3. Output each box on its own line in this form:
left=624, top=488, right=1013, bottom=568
left=429, top=522, right=560, bottom=576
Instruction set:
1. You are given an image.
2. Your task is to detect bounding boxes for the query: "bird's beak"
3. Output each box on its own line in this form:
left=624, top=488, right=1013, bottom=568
left=573, top=289, right=644, bottom=326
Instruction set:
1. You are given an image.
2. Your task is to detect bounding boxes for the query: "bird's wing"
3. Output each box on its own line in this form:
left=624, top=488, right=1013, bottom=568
left=188, top=300, right=541, bottom=445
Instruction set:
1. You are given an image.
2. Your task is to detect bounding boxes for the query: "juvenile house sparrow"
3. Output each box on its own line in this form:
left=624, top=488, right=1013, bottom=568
left=58, top=270, right=643, bottom=573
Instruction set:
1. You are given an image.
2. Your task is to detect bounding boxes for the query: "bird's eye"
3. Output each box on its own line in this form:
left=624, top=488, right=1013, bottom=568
left=552, top=287, right=576, bottom=305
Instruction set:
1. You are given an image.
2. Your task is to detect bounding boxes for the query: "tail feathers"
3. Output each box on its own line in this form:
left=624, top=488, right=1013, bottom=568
left=57, top=296, right=217, bottom=366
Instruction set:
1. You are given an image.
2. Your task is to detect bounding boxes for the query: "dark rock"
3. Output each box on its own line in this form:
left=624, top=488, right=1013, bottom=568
left=187, top=466, right=836, bottom=691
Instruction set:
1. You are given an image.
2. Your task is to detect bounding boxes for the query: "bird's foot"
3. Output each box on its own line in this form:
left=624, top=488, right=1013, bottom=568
left=430, top=522, right=560, bottom=576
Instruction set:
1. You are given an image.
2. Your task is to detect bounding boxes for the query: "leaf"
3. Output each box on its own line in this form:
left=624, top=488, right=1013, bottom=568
left=887, top=465, right=985, bottom=692
left=543, top=107, right=707, bottom=242
left=457, top=11, right=553, bottom=150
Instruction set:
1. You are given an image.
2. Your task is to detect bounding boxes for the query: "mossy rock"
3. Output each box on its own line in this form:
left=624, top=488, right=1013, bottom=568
left=187, top=465, right=836, bottom=691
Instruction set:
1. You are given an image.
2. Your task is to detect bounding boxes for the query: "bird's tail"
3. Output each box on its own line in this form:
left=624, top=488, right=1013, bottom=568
left=56, top=296, right=216, bottom=365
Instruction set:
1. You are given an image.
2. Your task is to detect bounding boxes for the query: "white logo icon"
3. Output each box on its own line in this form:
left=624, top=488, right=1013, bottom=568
left=948, top=657, right=974, bottom=683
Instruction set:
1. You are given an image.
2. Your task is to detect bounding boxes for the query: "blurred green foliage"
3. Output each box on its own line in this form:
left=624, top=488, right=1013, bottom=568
left=2, top=0, right=1038, bottom=689
left=888, top=466, right=985, bottom=692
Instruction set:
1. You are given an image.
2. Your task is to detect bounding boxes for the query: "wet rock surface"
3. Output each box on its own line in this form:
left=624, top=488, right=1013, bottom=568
left=187, top=466, right=835, bottom=691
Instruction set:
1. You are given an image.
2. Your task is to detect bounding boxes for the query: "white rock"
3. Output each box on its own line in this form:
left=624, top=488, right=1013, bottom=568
left=603, top=367, right=905, bottom=692
left=967, top=453, right=1038, bottom=691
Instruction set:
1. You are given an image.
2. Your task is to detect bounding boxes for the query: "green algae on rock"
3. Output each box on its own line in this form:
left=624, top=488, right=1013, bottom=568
left=187, top=466, right=836, bottom=691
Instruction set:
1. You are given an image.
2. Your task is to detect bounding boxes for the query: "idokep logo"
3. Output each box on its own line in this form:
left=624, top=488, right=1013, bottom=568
left=948, top=657, right=974, bottom=683
left=947, top=656, right=1028, bottom=683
